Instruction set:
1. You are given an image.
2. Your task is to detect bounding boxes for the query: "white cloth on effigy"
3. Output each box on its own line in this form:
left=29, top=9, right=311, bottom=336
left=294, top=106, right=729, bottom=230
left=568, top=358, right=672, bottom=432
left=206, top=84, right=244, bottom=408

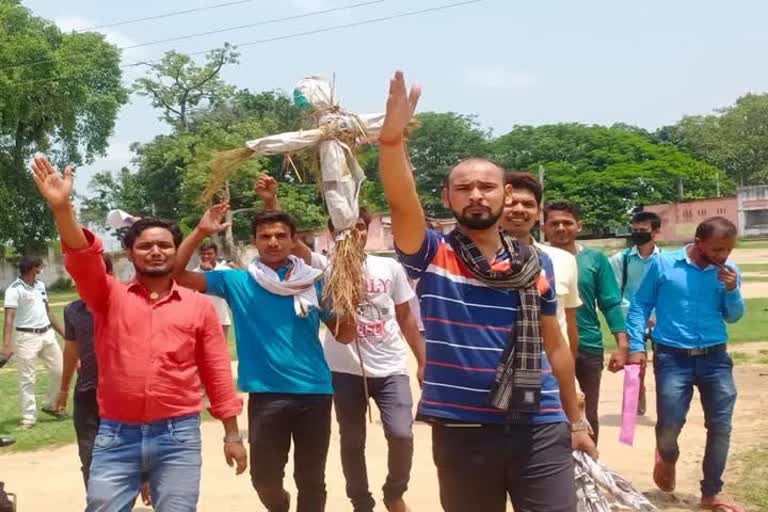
left=573, top=450, right=657, bottom=511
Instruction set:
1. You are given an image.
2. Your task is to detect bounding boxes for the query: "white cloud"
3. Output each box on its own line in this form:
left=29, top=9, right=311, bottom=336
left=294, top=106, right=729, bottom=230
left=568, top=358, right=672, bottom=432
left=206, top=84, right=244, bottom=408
left=54, top=16, right=149, bottom=63
left=463, top=65, right=537, bottom=91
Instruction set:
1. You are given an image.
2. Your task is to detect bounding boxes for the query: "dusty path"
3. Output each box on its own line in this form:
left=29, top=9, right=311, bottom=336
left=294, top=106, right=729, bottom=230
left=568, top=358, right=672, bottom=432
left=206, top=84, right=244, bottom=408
left=2, top=349, right=766, bottom=512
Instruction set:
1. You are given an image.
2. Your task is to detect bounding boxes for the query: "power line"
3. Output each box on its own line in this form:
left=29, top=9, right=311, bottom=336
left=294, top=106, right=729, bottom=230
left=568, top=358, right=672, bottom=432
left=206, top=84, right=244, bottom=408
left=121, top=0, right=384, bottom=51
left=128, top=0, right=485, bottom=66
left=79, top=0, right=261, bottom=31
left=3, top=0, right=485, bottom=83
left=0, top=0, right=386, bottom=72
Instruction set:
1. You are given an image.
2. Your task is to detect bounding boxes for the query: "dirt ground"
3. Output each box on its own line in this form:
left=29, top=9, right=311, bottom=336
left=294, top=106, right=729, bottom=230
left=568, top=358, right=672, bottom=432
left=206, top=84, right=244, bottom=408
left=2, top=348, right=767, bottom=512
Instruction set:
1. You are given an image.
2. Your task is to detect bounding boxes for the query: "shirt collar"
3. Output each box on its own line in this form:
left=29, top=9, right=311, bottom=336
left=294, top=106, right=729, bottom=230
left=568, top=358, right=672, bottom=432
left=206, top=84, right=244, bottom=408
left=628, top=244, right=660, bottom=259
left=15, top=277, right=37, bottom=289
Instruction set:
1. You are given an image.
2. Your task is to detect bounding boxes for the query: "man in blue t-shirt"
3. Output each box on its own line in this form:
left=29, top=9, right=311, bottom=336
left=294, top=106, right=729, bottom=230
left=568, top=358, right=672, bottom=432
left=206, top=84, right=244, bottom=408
left=376, top=71, right=595, bottom=512
left=174, top=207, right=356, bottom=512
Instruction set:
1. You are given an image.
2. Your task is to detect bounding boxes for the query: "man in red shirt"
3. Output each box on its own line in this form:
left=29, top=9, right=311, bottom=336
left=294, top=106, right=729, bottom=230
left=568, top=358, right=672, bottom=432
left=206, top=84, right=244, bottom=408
left=31, top=156, right=247, bottom=512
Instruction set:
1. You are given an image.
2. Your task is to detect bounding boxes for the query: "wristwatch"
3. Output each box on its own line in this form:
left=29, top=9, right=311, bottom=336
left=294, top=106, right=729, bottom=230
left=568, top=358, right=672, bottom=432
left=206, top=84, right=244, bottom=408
left=570, top=419, right=590, bottom=433
left=223, top=434, right=243, bottom=444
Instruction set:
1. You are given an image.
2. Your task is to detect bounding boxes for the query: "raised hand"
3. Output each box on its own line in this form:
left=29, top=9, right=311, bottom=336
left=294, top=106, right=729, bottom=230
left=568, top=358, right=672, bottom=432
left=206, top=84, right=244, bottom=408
left=197, top=203, right=231, bottom=236
left=31, top=156, right=75, bottom=210
left=379, top=71, right=421, bottom=143
left=255, top=175, right=278, bottom=207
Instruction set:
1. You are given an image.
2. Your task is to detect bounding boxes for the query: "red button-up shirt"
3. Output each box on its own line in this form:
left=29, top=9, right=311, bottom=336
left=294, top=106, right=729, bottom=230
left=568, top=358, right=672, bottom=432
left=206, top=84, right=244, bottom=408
left=63, top=230, right=242, bottom=423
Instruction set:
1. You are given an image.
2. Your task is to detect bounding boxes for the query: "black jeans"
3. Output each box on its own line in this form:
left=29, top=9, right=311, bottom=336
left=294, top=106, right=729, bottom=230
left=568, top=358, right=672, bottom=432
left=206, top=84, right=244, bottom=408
left=248, top=393, right=332, bottom=512
left=432, top=422, right=576, bottom=512
left=332, top=372, right=414, bottom=511
left=575, top=351, right=604, bottom=445
left=73, top=389, right=100, bottom=489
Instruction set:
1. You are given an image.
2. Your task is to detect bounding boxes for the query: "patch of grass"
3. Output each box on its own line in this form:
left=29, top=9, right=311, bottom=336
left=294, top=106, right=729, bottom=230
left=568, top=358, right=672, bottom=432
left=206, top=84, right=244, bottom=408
left=0, top=367, right=77, bottom=452
left=728, top=351, right=768, bottom=365
left=600, top=298, right=768, bottom=348
left=739, top=264, right=768, bottom=272
left=737, top=239, right=768, bottom=249
left=729, top=444, right=768, bottom=510
left=741, top=275, right=768, bottom=282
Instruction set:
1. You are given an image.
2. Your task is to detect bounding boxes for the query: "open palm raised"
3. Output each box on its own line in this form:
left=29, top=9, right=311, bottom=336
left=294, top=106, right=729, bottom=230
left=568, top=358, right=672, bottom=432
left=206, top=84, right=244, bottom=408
left=31, top=157, right=75, bottom=210
left=379, top=70, right=421, bottom=143
left=197, top=203, right=232, bottom=236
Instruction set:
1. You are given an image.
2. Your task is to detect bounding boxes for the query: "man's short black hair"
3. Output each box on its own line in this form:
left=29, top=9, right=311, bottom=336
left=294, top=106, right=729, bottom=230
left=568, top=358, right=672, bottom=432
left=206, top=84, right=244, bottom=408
left=695, top=216, right=738, bottom=240
left=122, top=218, right=183, bottom=250
left=444, top=158, right=506, bottom=188
left=543, top=201, right=581, bottom=222
left=327, top=207, right=372, bottom=233
left=252, top=209, right=297, bottom=236
left=505, top=172, right=543, bottom=206
left=631, top=211, right=662, bottom=230
left=200, top=241, right=219, bottom=253
left=18, top=255, right=43, bottom=275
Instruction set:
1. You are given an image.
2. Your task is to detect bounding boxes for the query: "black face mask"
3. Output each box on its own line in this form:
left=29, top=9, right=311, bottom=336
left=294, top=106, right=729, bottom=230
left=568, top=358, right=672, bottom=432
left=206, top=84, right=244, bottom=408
left=630, top=231, right=652, bottom=246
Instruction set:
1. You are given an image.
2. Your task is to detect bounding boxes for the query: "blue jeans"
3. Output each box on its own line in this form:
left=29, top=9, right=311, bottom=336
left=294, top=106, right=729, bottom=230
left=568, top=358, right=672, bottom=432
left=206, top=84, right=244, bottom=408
left=86, top=414, right=202, bottom=512
left=654, top=348, right=737, bottom=497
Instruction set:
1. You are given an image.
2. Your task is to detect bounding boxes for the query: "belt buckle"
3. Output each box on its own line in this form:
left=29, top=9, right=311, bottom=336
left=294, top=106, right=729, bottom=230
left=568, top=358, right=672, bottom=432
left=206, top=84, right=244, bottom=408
left=689, top=348, right=706, bottom=356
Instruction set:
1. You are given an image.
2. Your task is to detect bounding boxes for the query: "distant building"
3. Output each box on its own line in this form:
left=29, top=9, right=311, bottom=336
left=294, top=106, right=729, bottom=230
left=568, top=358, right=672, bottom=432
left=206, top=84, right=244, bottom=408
left=299, top=214, right=455, bottom=254
left=644, top=197, right=738, bottom=243
left=737, top=185, right=768, bottom=237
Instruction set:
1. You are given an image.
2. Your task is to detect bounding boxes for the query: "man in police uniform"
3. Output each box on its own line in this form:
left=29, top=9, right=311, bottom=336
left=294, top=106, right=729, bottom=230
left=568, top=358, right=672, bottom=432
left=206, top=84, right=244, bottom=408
left=2, top=256, right=66, bottom=429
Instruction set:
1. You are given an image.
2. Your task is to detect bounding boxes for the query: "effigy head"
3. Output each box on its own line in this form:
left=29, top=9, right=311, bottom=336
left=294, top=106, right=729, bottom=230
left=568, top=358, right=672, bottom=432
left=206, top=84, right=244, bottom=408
left=293, top=76, right=335, bottom=112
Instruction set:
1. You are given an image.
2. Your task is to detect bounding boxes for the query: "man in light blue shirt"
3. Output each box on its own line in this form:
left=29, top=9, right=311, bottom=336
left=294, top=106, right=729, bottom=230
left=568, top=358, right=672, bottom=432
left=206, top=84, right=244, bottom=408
left=625, top=217, right=745, bottom=512
left=610, top=211, right=662, bottom=415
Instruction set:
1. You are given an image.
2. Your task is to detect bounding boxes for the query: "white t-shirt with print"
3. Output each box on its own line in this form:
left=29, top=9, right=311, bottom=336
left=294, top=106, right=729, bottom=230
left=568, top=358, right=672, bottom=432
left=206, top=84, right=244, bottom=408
left=535, top=242, right=582, bottom=346
left=315, top=253, right=416, bottom=378
left=3, top=278, right=50, bottom=329
left=194, top=261, right=232, bottom=326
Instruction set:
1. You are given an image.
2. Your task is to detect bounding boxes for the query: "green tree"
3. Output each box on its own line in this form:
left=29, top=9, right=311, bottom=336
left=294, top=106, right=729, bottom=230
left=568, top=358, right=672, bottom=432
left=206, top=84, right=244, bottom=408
left=408, top=112, right=491, bottom=216
left=0, top=1, right=128, bottom=252
left=662, top=94, right=768, bottom=186
left=132, top=44, right=239, bottom=131
left=491, top=124, right=729, bottom=234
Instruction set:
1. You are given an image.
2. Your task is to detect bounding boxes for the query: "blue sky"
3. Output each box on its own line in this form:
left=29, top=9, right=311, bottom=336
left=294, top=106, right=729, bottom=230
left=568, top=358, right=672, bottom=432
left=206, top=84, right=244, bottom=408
left=23, top=0, right=768, bottom=194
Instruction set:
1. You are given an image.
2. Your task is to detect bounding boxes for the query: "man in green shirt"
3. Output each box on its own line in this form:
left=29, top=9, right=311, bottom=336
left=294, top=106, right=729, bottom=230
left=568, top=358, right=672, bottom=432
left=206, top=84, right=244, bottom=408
left=542, top=202, right=628, bottom=444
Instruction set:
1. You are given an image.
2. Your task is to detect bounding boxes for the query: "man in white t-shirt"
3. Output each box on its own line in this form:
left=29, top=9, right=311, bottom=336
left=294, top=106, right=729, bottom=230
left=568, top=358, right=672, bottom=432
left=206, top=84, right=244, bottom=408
left=256, top=176, right=425, bottom=512
left=193, top=242, right=233, bottom=337
left=500, top=172, right=583, bottom=357
left=2, top=256, right=66, bottom=429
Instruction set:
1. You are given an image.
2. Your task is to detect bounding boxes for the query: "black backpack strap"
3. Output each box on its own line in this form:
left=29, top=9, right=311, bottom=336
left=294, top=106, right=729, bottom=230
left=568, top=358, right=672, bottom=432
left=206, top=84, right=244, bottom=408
left=620, top=249, right=630, bottom=298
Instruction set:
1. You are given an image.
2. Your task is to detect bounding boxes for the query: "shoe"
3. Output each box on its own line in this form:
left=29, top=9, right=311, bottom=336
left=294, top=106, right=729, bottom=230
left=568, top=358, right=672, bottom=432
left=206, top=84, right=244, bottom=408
left=15, top=422, right=34, bottom=431
left=41, top=406, right=68, bottom=419
left=0, top=437, right=15, bottom=448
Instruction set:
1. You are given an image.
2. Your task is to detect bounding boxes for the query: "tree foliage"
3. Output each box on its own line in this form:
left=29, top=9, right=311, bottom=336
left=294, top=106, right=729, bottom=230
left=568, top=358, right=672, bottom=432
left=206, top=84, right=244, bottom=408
left=659, top=94, right=768, bottom=186
left=491, top=124, right=729, bottom=234
left=0, top=0, right=128, bottom=252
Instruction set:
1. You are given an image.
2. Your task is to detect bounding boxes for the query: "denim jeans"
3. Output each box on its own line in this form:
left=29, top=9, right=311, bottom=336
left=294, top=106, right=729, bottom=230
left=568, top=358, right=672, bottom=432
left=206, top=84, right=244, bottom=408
left=332, top=372, right=414, bottom=512
left=248, top=393, right=332, bottom=512
left=654, top=347, right=737, bottom=497
left=432, top=422, right=576, bottom=512
left=86, top=414, right=201, bottom=512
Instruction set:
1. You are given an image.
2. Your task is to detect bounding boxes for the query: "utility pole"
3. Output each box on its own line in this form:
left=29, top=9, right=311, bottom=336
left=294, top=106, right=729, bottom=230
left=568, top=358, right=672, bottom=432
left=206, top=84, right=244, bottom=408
left=538, top=165, right=546, bottom=242
left=678, top=178, right=684, bottom=200
left=716, top=173, right=721, bottom=197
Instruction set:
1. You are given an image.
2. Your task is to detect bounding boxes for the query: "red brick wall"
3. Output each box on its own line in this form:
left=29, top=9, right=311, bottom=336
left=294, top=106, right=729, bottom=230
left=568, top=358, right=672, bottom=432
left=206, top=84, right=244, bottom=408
left=644, top=197, right=738, bottom=242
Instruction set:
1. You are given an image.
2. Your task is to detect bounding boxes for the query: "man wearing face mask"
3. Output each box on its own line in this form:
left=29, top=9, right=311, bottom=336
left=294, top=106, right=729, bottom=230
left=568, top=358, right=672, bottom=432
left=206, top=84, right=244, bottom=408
left=610, top=211, right=662, bottom=415
left=622, top=217, right=745, bottom=512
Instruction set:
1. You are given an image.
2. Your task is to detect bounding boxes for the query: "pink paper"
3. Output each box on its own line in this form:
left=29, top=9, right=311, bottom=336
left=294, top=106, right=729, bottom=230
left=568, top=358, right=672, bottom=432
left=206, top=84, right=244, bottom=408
left=619, top=364, right=642, bottom=446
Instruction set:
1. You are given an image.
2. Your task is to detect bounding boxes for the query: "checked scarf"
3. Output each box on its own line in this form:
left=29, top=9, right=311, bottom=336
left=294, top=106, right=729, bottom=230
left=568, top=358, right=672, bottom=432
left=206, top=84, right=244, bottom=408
left=448, top=228, right=544, bottom=417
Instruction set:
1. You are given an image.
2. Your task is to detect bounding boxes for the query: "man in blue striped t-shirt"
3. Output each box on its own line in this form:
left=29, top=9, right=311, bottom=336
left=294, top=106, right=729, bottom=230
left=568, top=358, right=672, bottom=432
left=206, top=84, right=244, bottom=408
left=377, top=71, right=595, bottom=512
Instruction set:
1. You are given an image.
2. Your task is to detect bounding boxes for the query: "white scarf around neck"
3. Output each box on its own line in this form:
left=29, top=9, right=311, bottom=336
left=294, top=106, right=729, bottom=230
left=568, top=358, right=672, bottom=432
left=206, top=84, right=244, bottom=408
left=248, top=255, right=324, bottom=317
